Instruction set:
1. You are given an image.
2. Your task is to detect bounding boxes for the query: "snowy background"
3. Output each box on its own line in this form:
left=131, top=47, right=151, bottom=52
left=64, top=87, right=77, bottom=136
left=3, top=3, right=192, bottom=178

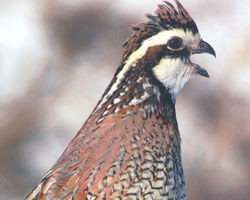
left=0, top=0, right=249, bottom=199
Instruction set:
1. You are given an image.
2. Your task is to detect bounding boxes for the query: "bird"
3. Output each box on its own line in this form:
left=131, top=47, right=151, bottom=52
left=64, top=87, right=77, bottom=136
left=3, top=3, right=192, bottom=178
left=25, top=1, right=215, bottom=199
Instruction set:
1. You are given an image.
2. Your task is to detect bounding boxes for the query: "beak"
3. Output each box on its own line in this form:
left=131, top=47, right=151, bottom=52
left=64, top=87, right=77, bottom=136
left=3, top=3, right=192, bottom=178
left=191, top=40, right=216, bottom=78
left=192, top=63, right=209, bottom=78
left=192, top=40, right=216, bottom=57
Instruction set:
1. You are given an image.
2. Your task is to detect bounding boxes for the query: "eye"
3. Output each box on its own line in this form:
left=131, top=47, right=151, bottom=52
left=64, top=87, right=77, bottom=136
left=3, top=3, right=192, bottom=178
left=167, top=37, right=183, bottom=50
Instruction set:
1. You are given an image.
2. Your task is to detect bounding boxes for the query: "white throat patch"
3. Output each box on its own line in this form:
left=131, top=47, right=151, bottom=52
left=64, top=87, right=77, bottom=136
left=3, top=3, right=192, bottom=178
left=152, top=57, right=195, bottom=103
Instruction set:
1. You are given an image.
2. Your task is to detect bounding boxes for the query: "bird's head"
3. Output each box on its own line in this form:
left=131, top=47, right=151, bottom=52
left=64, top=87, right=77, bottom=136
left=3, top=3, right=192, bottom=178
left=120, top=0, right=216, bottom=103
left=94, top=0, right=216, bottom=115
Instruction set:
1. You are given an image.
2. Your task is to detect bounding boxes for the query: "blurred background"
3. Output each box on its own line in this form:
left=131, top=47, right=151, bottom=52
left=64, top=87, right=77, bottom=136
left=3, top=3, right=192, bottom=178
left=0, top=0, right=249, bottom=199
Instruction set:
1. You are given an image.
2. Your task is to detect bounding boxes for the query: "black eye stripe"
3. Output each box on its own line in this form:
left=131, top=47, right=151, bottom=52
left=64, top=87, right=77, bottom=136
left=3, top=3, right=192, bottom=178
left=167, top=37, right=183, bottom=50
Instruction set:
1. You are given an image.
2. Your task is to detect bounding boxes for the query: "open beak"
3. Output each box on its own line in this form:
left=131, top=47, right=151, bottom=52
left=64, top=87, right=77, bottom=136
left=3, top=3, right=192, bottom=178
left=191, top=40, right=216, bottom=78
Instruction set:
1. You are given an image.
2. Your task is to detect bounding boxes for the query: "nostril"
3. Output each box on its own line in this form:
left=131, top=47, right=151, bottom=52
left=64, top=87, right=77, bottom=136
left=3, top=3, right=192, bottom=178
left=199, top=40, right=205, bottom=48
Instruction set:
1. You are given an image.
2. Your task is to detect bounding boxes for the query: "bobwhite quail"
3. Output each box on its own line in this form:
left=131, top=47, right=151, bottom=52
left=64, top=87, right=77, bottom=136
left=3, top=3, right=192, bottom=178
left=25, top=0, right=215, bottom=199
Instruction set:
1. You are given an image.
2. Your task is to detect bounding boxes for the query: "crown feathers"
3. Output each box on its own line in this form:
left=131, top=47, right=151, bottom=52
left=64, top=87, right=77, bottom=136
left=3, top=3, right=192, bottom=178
left=146, top=0, right=198, bottom=34
left=121, top=1, right=198, bottom=63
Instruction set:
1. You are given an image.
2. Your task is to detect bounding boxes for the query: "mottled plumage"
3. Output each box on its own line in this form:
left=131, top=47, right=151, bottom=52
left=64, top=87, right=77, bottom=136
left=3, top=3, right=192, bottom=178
left=25, top=1, right=215, bottom=199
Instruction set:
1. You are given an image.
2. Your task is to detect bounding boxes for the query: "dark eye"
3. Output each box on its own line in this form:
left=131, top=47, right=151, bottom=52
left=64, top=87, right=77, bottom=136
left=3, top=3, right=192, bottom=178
left=167, top=37, right=183, bottom=50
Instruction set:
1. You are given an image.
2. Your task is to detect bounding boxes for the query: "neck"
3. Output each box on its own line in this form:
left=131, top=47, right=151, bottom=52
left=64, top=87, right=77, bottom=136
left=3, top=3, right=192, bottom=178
left=91, top=63, right=178, bottom=131
left=84, top=70, right=184, bottom=199
left=67, top=64, right=184, bottom=199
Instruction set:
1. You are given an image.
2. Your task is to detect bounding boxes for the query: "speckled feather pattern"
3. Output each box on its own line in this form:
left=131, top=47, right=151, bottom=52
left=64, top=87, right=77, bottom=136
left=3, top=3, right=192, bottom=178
left=26, top=102, right=185, bottom=200
left=25, top=62, right=186, bottom=199
left=24, top=1, right=201, bottom=199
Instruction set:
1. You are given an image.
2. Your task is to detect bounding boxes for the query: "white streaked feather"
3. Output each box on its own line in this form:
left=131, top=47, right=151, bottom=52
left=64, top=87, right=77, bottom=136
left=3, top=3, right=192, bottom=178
left=129, top=92, right=150, bottom=105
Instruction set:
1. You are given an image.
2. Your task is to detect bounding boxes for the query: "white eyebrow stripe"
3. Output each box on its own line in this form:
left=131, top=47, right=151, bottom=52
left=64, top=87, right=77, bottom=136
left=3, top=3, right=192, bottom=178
left=117, top=29, right=200, bottom=80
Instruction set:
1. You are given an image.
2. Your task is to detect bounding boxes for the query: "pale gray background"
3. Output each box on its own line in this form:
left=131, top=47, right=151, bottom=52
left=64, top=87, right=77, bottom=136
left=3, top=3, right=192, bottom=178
left=0, top=0, right=249, bottom=199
